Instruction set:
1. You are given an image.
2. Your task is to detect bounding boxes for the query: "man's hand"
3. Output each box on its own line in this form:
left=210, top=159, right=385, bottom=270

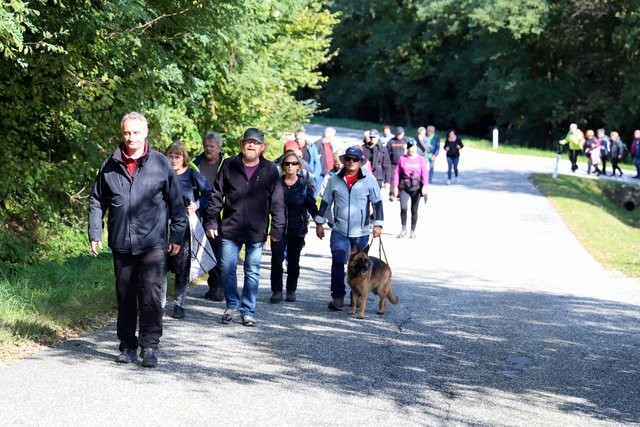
left=168, top=243, right=181, bottom=256
left=372, top=226, right=382, bottom=238
left=206, top=229, right=218, bottom=239
left=315, top=223, right=325, bottom=239
left=421, top=186, right=428, bottom=197
left=89, top=240, right=102, bottom=257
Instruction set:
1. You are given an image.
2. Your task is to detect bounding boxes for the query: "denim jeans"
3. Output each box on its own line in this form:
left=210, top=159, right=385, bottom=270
left=428, top=157, right=436, bottom=183
left=329, top=231, right=369, bottom=299
left=220, top=238, right=264, bottom=317
left=446, top=156, right=460, bottom=180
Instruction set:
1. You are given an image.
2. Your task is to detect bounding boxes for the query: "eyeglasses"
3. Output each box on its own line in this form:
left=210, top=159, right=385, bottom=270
left=344, top=156, right=360, bottom=163
left=283, top=161, right=299, bottom=166
left=243, top=139, right=263, bottom=145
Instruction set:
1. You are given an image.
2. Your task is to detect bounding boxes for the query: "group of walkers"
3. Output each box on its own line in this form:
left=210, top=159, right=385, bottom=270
left=560, top=123, right=640, bottom=178
left=87, top=112, right=457, bottom=368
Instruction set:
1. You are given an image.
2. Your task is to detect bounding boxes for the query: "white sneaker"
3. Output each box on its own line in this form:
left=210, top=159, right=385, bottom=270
left=446, top=179, right=451, bottom=185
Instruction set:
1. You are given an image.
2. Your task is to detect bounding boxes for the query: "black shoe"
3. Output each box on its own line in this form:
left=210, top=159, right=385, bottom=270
left=270, top=291, right=283, bottom=304
left=171, top=305, right=185, bottom=319
left=285, top=291, right=296, bottom=302
left=204, top=286, right=225, bottom=301
left=116, top=348, right=138, bottom=364
left=328, top=297, right=344, bottom=311
left=140, top=347, right=158, bottom=368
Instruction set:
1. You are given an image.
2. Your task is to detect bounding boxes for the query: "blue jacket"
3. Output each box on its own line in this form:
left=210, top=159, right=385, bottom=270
left=88, top=143, right=187, bottom=255
left=315, top=167, right=383, bottom=238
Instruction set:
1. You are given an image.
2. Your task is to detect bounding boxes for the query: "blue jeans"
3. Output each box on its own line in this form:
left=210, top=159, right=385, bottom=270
left=428, top=157, right=436, bottom=183
left=329, top=231, right=369, bottom=299
left=220, top=238, right=264, bottom=317
left=446, top=156, right=460, bottom=180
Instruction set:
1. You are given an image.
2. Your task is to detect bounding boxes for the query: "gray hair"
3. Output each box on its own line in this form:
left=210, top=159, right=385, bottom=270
left=120, top=112, right=147, bottom=130
left=203, top=131, right=223, bottom=146
left=323, top=127, right=336, bottom=138
left=427, top=125, right=436, bottom=132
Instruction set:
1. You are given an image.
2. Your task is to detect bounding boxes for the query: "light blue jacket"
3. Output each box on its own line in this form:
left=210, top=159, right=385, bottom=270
left=315, top=167, right=383, bottom=237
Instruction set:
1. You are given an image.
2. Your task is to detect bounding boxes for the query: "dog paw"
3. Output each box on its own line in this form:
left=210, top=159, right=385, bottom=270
left=376, top=311, right=385, bottom=315
left=357, top=315, right=364, bottom=319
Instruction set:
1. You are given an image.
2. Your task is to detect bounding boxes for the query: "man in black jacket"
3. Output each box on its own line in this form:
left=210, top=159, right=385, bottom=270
left=205, top=128, right=285, bottom=327
left=387, top=127, right=411, bottom=201
left=88, top=112, right=186, bottom=368
left=362, top=129, right=391, bottom=190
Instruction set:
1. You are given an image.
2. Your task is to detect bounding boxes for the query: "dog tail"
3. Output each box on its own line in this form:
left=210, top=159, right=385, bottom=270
left=387, top=286, right=399, bottom=305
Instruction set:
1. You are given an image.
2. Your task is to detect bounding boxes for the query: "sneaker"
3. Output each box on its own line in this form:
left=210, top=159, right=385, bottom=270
left=116, top=348, right=138, bottom=364
left=140, top=347, right=158, bottom=368
left=397, top=229, right=407, bottom=238
left=388, top=195, right=395, bottom=202
left=446, top=179, right=451, bottom=185
left=241, top=315, right=257, bottom=327
left=270, top=291, right=283, bottom=304
left=171, top=305, right=185, bottom=319
left=221, top=308, right=237, bottom=324
left=409, top=231, right=416, bottom=239
left=453, top=177, right=458, bottom=183
left=328, top=297, right=344, bottom=311
left=285, top=291, right=296, bottom=302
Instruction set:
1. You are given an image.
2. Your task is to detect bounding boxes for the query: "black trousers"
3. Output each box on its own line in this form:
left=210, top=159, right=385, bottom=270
left=270, top=235, right=305, bottom=293
left=113, top=248, right=165, bottom=350
left=399, top=188, right=422, bottom=231
left=206, top=234, right=223, bottom=290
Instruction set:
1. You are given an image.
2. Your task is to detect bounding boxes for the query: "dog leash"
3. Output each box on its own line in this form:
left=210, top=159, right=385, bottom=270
left=369, top=235, right=389, bottom=265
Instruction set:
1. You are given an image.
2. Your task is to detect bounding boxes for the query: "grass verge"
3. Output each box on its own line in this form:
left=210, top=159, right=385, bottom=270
left=530, top=174, right=640, bottom=276
left=0, top=254, right=116, bottom=363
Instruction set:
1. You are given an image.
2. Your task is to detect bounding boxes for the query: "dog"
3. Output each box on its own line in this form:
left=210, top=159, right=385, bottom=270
left=346, top=244, right=398, bottom=319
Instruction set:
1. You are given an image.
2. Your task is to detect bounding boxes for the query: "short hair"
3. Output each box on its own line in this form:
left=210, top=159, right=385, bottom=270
left=280, top=150, right=302, bottom=173
left=203, top=131, right=223, bottom=146
left=427, top=125, right=436, bottom=132
left=323, top=127, right=336, bottom=138
left=417, top=126, right=426, bottom=133
left=120, top=112, right=148, bottom=130
left=597, top=128, right=606, bottom=135
left=165, top=141, right=189, bottom=167
left=585, top=129, right=594, bottom=138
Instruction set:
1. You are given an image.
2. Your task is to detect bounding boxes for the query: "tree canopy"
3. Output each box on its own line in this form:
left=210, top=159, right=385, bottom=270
left=0, top=0, right=337, bottom=242
left=319, top=0, right=640, bottom=147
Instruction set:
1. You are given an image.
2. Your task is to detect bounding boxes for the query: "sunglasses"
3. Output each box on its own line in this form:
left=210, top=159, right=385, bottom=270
left=283, top=161, right=299, bottom=166
left=344, top=156, right=360, bottom=162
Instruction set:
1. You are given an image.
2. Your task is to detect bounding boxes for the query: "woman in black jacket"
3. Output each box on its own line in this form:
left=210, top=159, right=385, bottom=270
left=443, top=129, right=464, bottom=184
left=270, top=150, right=319, bottom=303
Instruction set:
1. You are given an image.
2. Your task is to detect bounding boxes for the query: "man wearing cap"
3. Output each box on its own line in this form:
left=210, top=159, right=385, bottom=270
left=362, top=129, right=391, bottom=190
left=387, top=127, right=412, bottom=200
left=205, top=128, right=285, bottom=327
left=194, top=131, right=226, bottom=302
left=314, top=146, right=384, bottom=311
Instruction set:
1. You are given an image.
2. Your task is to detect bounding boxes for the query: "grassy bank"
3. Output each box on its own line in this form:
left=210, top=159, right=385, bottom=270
left=530, top=174, right=640, bottom=276
left=0, top=253, right=116, bottom=363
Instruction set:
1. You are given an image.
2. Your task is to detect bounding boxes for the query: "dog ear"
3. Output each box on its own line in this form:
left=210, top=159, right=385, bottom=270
left=351, top=244, right=360, bottom=255
left=364, top=244, right=370, bottom=254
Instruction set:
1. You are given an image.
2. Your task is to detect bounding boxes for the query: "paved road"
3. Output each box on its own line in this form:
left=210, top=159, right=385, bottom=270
left=2, top=126, right=639, bottom=426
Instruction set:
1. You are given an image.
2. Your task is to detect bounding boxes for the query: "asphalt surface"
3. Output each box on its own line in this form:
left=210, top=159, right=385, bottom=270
left=2, top=125, right=639, bottom=426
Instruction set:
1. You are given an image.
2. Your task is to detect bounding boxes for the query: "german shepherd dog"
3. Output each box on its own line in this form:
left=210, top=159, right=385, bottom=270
left=346, top=244, right=398, bottom=319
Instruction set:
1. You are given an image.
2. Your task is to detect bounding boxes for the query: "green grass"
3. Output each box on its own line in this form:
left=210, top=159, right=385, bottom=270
left=530, top=174, right=640, bottom=276
left=0, top=254, right=116, bottom=361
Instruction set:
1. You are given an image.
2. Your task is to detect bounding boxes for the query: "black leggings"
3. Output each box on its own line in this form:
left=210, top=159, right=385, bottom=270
left=399, top=189, right=421, bottom=231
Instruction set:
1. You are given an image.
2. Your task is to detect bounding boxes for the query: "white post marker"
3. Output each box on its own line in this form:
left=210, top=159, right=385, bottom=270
left=492, top=128, right=499, bottom=150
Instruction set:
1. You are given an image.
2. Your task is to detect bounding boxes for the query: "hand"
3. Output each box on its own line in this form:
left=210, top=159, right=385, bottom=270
left=372, top=226, right=382, bottom=238
left=186, top=202, right=198, bottom=216
left=421, top=187, right=428, bottom=197
left=206, top=229, right=218, bottom=239
left=89, top=240, right=102, bottom=257
left=393, top=187, right=399, bottom=198
left=315, top=223, right=325, bottom=239
left=168, top=243, right=181, bottom=256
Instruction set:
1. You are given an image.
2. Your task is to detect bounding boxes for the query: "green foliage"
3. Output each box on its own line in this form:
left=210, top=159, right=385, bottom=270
left=321, top=0, right=640, bottom=147
left=0, top=0, right=337, bottom=257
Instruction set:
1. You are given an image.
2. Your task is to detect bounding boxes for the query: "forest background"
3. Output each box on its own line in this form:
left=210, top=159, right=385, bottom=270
left=2, top=0, right=640, bottom=262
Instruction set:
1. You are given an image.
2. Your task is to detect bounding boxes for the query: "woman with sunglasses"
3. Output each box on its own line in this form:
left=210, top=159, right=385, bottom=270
left=270, top=150, right=319, bottom=303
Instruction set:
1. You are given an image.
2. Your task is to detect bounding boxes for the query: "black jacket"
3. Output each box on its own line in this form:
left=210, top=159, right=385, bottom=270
left=387, top=136, right=410, bottom=165
left=443, top=137, right=464, bottom=157
left=280, top=173, right=319, bottom=237
left=362, top=142, right=391, bottom=184
left=88, top=143, right=187, bottom=255
left=205, top=154, right=285, bottom=243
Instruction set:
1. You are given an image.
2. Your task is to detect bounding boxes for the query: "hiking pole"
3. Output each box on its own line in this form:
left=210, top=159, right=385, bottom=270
left=553, top=140, right=562, bottom=179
